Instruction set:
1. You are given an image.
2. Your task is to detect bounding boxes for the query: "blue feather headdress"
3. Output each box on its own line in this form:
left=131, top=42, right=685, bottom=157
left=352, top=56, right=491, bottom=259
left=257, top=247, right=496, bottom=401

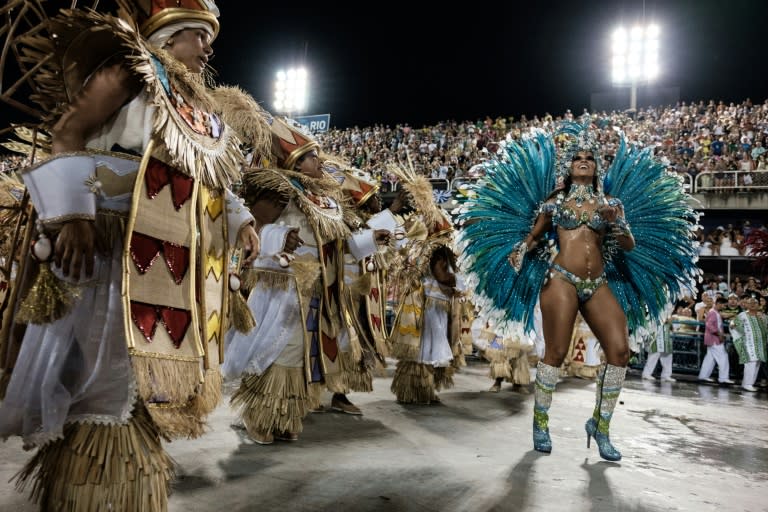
left=554, top=117, right=604, bottom=191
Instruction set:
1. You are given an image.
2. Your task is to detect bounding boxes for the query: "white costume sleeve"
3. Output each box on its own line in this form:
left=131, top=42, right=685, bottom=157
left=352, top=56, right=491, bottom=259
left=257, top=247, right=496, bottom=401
left=225, top=189, right=255, bottom=247
left=259, top=224, right=298, bottom=257
left=347, top=229, right=378, bottom=261
left=22, top=154, right=97, bottom=225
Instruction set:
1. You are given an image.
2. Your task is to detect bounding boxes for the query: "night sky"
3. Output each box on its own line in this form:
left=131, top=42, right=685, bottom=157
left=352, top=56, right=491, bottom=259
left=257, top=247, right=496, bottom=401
left=213, top=0, right=768, bottom=129
left=1, top=1, right=766, bottom=131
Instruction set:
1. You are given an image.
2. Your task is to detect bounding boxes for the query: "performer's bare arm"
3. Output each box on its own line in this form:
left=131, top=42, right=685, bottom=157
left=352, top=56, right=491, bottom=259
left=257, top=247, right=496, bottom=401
left=51, top=62, right=142, bottom=280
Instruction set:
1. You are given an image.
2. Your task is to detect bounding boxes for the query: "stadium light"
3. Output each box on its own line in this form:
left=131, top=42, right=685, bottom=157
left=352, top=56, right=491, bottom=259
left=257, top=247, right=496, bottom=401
left=611, top=24, right=660, bottom=111
left=273, top=67, right=308, bottom=119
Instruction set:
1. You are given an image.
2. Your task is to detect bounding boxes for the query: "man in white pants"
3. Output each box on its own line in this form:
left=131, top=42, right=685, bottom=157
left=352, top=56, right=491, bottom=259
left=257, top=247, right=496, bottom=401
left=698, top=297, right=735, bottom=384
left=642, top=307, right=676, bottom=382
left=728, top=294, right=767, bottom=392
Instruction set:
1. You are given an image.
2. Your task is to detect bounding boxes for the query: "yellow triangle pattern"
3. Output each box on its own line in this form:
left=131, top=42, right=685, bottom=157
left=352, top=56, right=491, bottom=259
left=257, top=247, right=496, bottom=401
left=206, top=310, right=221, bottom=343
left=205, top=251, right=224, bottom=281
left=206, top=194, right=223, bottom=221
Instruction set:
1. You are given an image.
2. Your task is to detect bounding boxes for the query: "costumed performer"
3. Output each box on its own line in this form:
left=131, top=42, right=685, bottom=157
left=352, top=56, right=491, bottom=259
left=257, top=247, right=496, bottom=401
left=458, top=118, right=699, bottom=461
left=0, top=1, right=260, bottom=510
left=221, top=118, right=388, bottom=443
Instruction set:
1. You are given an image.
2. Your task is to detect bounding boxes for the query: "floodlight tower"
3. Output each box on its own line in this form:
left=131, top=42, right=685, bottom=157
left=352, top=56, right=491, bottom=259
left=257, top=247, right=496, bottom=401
left=611, top=24, right=659, bottom=111
left=273, top=67, right=308, bottom=120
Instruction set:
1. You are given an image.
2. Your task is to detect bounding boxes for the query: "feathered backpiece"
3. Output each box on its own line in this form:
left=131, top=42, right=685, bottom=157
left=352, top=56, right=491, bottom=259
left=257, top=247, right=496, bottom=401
left=601, top=131, right=701, bottom=331
left=457, top=129, right=555, bottom=333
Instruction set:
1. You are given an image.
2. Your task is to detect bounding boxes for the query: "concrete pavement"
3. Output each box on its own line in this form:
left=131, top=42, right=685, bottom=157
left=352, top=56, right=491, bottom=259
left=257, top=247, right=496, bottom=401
left=1, top=360, right=766, bottom=512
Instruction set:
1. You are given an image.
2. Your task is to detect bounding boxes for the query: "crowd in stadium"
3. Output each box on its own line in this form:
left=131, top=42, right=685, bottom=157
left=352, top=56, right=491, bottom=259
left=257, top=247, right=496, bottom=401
left=317, top=97, right=768, bottom=197
left=1, top=97, right=766, bottom=275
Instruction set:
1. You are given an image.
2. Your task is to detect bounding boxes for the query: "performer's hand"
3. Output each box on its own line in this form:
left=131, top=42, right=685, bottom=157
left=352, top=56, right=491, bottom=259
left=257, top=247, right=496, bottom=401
left=284, top=228, right=303, bottom=253
left=597, top=205, right=619, bottom=223
left=239, top=224, right=260, bottom=265
left=374, top=229, right=391, bottom=245
left=54, top=219, right=96, bottom=280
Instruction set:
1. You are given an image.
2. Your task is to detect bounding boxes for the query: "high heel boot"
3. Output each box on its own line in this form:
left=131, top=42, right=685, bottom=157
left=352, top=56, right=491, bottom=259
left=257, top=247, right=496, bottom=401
left=585, top=364, right=627, bottom=461
left=532, top=361, right=559, bottom=453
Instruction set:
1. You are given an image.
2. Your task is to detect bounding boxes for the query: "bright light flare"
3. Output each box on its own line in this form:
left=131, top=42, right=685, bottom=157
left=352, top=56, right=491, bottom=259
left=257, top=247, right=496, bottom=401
left=611, top=24, right=660, bottom=85
left=274, top=67, right=309, bottom=114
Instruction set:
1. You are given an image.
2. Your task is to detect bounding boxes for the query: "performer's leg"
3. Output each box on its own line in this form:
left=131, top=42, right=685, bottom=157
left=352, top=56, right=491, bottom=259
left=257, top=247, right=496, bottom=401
left=659, top=353, right=675, bottom=381
left=533, top=279, right=578, bottom=453
left=698, top=347, right=716, bottom=380
left=581, top=288, right=629, bottom=461
left=532, top=361, right=559, bottom=453
left=584, top=363, right=627, bottom=461
left=642, top=352, right=661, bottom=379
left=742, top=361, right=758, bottom=390
left=712, top=344, right=732, bottom=383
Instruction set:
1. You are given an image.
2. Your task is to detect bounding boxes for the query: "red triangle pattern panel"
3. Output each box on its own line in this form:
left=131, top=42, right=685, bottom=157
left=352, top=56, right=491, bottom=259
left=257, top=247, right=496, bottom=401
left=170, top=170, right=194, bottom=210
left=130, top=300, right=191, bottom=348
left=160, top=307, right=192, bottom=348
left=130, top=232, right=190, bottom=282
left=130, top=301, right=159, bottom=342
left=162, top=241, right=190, bottom=284
left=144, top=157, right=193, bottom=210
left=145, top=158, right=170, bottom=199
left=574, top=338, right=586, bottom=362
left=130, top=232, right=163, bottom=274
left=321, top=332, right=338, bottom=362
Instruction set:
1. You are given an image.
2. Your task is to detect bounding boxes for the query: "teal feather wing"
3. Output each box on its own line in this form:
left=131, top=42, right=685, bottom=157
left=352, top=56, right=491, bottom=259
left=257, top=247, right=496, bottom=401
left=602, top=136, right=701, bottom=333
left=457, top=130, right=555, bottom=332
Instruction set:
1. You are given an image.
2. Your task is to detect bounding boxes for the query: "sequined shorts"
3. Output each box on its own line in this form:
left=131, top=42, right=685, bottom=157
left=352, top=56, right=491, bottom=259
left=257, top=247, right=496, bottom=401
left=550, top=263, right=607, bottom=304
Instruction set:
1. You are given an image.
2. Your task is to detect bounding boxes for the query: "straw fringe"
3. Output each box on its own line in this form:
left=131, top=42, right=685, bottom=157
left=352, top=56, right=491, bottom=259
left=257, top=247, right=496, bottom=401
left=489, top=359, right=513, bottom=380
left=229, top=288, right=256, bottom=334
left=390, top=339, right=421, bottom=361
left=209, top=85, right=273, bottom=165
left=131, top=356, right=200, bottom=404
left=130, top=356, right=207, bottom=439
left=391, top=361, right=435, bottom=404
left=512, top=354, right=532, bottom=385
left=190, top=367, right=223, bottom=417
left=231, top=365, right=311, bottom=435
left=323, top=372, right=348, bottom=394
left=340, top=351, right=373, bottom=393
left=434, top=366, right=455, bottom=391
left=14, top=403, right=174, bottom=512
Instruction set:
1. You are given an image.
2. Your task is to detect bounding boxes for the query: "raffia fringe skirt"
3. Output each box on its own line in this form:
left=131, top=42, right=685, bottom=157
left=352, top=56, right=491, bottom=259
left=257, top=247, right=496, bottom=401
left=14, top=402, right=173, bottom=512
left=231, top=364, right=312, bottom=436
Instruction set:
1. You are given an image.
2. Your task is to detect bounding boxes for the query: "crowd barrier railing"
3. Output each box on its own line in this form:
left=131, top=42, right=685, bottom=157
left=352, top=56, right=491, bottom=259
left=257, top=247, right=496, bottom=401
left=694, top=169, right=768, bottom=193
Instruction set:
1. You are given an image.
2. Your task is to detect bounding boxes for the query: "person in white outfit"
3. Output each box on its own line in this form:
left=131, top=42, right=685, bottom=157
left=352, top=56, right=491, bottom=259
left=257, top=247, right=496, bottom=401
left=728, top=294, right=767, bottom=392
left=642, top=305, right=676, bottom=382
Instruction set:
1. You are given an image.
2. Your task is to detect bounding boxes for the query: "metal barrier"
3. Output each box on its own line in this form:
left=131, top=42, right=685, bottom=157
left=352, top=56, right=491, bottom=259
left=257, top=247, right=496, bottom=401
left=694, top=169, right=768, bottom=193
left=631, top=318, right=737, bottom=377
